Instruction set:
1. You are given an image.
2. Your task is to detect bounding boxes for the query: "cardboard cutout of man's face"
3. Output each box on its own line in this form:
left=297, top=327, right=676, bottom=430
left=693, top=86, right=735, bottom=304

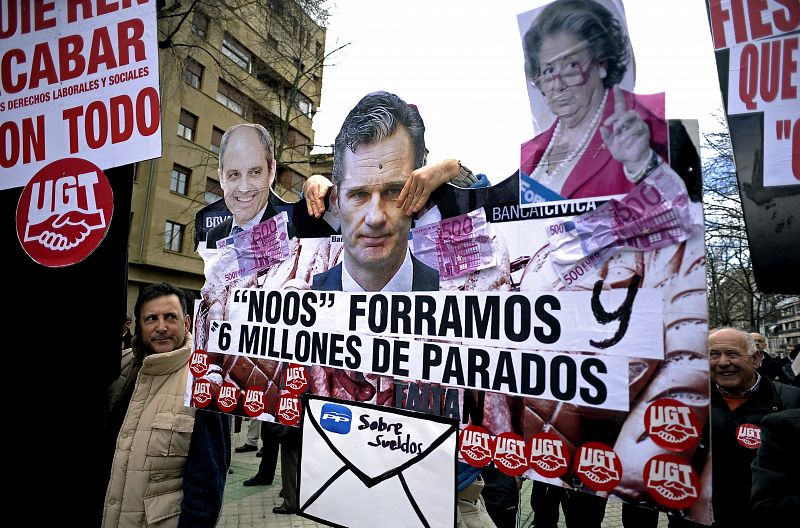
left=219, top=128, right=276, bottom=226
left=333, top=128, right=414, bottom=280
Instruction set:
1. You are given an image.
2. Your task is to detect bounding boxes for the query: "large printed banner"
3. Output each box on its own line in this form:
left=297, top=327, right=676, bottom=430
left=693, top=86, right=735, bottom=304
left=706, top=0, right=800, bottom=293
left=188, top=0, right=712, bottom=523
left=0, top=0, right=161, bottom=190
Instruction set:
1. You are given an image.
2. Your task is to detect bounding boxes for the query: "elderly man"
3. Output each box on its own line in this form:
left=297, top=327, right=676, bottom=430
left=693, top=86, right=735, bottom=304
left=104, top=283, right=230, bottom=527
left=705, top=328, right=799, bottom=528
left=752, top=331, right=792, bottom=384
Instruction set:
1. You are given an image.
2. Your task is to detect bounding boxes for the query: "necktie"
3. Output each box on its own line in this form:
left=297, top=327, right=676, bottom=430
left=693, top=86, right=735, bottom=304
left=231, top=226, right=244, bottom=235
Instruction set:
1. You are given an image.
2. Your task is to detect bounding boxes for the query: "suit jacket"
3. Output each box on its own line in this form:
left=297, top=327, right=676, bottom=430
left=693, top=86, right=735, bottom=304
left=311, top=254, right=439, bottom=292
left=750, top=408, right=800, bottom=524
left=205, top=203, right=280, bottom=249
left=520, top=89, right=668, bottom=199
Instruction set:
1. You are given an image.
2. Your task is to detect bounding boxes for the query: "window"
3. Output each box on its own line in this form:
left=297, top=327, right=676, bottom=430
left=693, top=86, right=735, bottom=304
left=165, top=221, right=184, bottom=252
left=216, top=80, right=245, bottom=116
left=315, top=41, right=323, bottom=59
left=177, top=109, right=197, bottom=141
left=170, top=164, right=190, bottom=195
left=205, top=178, right=223, bottom=204
left=191, top=11, right=208, bottom=37
left=268, top=35, right=278, bottom=49
left=183, top=59, right=203, bottom=89
left=287, top=128, right=310, bottom=155
left=296, top=94, right=313, bottom=118
left=210, top=127, right=224, bottom=154
left=222, top=35, right=251, bottom=72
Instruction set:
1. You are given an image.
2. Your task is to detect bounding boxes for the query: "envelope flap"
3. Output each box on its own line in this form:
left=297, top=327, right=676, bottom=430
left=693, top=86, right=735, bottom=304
left=305, top=396, right=458, bottom=486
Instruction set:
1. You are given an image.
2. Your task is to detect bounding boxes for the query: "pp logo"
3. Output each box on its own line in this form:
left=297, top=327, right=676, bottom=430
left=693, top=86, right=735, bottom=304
left=643, top=454, right=700, bottom=509
left=527, top=432, right=569, bottom=478
left=736, top=423, right=762, bottom=449
left=320, top=403, right=352, bottom=434
left=459, top=425, right=495, bottom=468
left=16, top=158, right=113, bottom=267
left=645, top=398, right=701, bottom=451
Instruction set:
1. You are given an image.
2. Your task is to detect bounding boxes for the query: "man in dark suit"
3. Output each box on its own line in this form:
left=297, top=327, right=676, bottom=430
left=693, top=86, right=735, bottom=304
left=206, top=123, right=278, bottom=249
left=311, top=91, right=439, bottom=293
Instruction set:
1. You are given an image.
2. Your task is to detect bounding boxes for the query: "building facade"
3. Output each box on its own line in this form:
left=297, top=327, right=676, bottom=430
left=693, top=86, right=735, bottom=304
left=126, top=1, right=326, bottom=309
left=766, top=297, right=800, bottom=358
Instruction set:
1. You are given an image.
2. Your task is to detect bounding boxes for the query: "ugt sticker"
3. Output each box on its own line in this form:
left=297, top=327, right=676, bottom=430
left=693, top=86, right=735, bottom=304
left=278, top=395, right=301, bottom=426
left=284, top=363, right=309, bottom=395
left=527, top=432, right=569, bottom=478
left=575, top=442, right=622, bottom=492
left=643, top=454, right=700, bottom=509
left=459, top=425, right=495, bottom=468
left=192, top=379, right=213, bottom=408
left=493, top=432, right=528, bottom=477
left=243, top=388, right=265, bottom=418
left=189, top=350, right=209, bottom=377
left=16, top=158, right=113, bottom=267
left=644, top=398, right=701, bottom=451
left=736, top=423, right=761, bottom=449
left=216, top=382, right=239, bottom=412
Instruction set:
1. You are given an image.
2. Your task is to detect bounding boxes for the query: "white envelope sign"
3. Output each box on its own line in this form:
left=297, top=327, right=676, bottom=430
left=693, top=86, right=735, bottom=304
left=299, top=395, right=458, bottom=527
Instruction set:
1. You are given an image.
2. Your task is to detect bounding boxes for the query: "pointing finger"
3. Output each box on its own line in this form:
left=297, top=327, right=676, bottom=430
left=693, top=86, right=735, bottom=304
left=613, top=84, right=626, bottom=115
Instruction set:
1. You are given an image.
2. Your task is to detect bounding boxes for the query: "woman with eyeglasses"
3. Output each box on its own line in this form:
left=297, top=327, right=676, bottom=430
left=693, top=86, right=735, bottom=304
left=518, top=0, right=668, bottom=203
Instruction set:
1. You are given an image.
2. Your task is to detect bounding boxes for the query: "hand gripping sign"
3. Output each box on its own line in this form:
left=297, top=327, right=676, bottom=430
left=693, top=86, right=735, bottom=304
left=298, top=395, right=458, bottom=528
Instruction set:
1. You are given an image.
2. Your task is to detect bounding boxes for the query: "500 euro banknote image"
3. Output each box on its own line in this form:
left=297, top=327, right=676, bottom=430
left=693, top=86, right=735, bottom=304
left=411, top=208, right=496, bottom=280
left=216, top=212, right=291, bottom=283
left=547, top=166, right=701, bottom=286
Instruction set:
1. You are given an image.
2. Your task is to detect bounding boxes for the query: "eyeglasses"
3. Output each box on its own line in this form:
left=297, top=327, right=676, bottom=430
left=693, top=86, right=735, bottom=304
left=531, top=59, right=592, bottom=93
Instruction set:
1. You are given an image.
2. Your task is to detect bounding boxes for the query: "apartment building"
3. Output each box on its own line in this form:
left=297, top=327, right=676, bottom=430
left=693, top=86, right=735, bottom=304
left=126, top=1, right=326, bottom=306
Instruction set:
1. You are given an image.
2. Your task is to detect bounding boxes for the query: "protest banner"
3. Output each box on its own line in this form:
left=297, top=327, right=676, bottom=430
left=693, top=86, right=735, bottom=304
left=706, top=0, right=800, bottom=293
left=188, top=1, right=712, bottom=522
left=0, top=0, right=161, bottom=190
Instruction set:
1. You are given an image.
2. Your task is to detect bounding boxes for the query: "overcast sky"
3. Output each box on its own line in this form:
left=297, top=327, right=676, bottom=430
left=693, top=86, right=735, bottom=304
left=311, top=0, right=725, bottom=179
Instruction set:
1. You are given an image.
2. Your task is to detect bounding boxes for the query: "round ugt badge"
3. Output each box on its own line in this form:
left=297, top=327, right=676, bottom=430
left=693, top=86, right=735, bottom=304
left=283, top=363, right=309, bottom=395
left=493, top=432, right=528, bottom=477
left=527, top=431, right=570, bottom=478
left=189, top=350, right=209, bottom=377
left=735, top=423, right=762, bottom=449
left=643, top=454, right=700, bottom=509
left=459, top=425, right=495, bottom=467
left=574, top=442, right=622, bottom=492
left=277, top=394, right=301, bottom=426
left=16, top=158, right=113, bottom=267
left=216, top=382, right=239, bottom=412
left=644, top=398, right=702, bottom=452
left=192, top=379, right=213, bottom=408
left=243, top=387, right=265, bottom=418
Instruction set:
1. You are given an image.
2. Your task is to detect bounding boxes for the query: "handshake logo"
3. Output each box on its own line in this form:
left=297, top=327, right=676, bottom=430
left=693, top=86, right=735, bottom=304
left=320, top=403, right=352, bottom=435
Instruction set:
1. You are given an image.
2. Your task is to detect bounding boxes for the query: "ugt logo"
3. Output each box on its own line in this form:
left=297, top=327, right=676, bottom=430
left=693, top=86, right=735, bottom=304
left=16, top=158, right=113, bottom=267
left=320, top=403, right=352, bottom=434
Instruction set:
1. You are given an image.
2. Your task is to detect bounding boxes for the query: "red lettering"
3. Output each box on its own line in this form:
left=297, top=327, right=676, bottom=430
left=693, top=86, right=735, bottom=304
left=748, top=0, right=773, bottom=40
left=710, top=0, right=732, bottom=49
left=29, top=42, right=57, bottom=89
left=731, top=0, right=749, bottom=45
left=136, top=87, right=160, bottom=136
left=0, top=0, right=56, bottom=39
left=759, top=40, right=781, bottom=102
left=117, top=18, right=145, bottom=66
left=0, top=115, right=45, bottom=168
left=67, top=0, right=151, bottom=23
left=774, top=0, right=800, bottom=33
left=1, top=48, right=25, bottom=94
left=739, top=43, right=759, bottom=110
left=110, top=94, right=134, bottom=143
left=87, top=26, right=116, bottom=74
left=85, top=101, right=108, bottom=149
left=62, top=106, right=84, bottom=154
left=34, top=0, right=56, bottom=31
left=58, top=34, right=85, bottom=82
left=67, top=0, right=93, bottom=22
left=782, top=37, right=798, bottom=100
